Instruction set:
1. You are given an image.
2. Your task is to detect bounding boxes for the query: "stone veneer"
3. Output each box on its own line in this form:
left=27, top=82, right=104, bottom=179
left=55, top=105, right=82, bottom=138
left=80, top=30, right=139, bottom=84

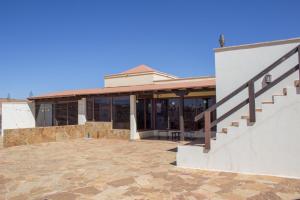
left=3, top=122, right=130, bottom=148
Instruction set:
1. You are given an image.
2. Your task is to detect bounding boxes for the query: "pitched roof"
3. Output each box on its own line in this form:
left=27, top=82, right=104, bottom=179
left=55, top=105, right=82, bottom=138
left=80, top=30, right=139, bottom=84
left=120, top=64, right=156, bottom=74
left=29, top=78, right=215, bottom=100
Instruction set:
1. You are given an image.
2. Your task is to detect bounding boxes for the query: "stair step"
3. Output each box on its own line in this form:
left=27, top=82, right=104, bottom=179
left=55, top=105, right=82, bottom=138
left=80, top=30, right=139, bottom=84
left=262, top=101, right=274, bottom=104
left=241, top=115, right=249, bottom=120
left=272, top=93, right=285, bottom=97
left=221, top=128, right=228, bottom=133
left=231, top=121, right=239, bottom=127
left=256, top=108, right=263, bottom=112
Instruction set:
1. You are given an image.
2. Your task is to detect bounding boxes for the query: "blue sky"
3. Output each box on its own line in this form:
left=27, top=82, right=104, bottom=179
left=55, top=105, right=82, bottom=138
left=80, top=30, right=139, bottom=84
left=1, top=0, right=300, bottom=99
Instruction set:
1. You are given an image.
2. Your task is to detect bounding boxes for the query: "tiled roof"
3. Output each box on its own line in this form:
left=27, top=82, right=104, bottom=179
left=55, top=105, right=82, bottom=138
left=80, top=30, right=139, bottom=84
left=29, top=78, right=215, bottom=100
left=120, top=64, right=156, bottom=74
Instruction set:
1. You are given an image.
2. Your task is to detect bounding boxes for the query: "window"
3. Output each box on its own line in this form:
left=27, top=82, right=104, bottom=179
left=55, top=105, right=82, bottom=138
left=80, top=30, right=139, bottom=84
left=86, top=98, right=94, bottom=121
left=112, top=96, right=130, bottom=129
left=54, top=103, right=68, bottom=126
left=168, top=98, right=180, bottom=130
left=35, top=103, right=53, bottom=127
left=94, top=97, right=111, bottom=122
left=54, top=102, right=78, bottom=126
left=136, top=99, right=145, bottom=130
left=156, top=99, right=168, bottom=130
left=68, top=102, right=78, bottom=125
left=145, top=99, right=152, bottom=129
left=184, top=97, right=215, bottom=131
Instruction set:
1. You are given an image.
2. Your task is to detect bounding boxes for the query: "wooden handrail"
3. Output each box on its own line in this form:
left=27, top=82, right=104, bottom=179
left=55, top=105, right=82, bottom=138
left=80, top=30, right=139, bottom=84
left=195, top=45, right=300, bottom=150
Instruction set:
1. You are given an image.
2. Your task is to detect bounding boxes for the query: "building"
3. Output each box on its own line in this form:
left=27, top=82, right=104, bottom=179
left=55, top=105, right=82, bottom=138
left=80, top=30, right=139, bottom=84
left=28, top=64, right=216, bottom=140
left=0, top=98, right=34, bottom=136
left=4, top=37, right=300, bottom=179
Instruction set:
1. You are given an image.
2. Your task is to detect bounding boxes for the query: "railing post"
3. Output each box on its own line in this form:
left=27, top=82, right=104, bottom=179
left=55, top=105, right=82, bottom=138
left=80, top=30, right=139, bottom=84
left=204, top=111, right=211, bottom=150
left=248, top=80, right=256, bottom=123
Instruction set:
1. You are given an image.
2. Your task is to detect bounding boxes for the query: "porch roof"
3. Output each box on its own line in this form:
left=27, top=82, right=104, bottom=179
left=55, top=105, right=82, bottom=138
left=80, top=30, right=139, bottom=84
left=28, top=78, right=215, bottom=100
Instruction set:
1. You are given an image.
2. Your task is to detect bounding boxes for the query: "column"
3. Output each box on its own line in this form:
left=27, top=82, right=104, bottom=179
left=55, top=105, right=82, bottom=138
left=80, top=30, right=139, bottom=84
left=130, top=95, right=139, bottom=140
left=179, top=94, right=185, bottom=141
left=78, top=98, right=87, bottom=125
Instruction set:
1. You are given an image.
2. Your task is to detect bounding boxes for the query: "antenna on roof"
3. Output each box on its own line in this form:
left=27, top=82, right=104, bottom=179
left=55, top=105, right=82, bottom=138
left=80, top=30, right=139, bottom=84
left=219, top=34, right=225, bottom=47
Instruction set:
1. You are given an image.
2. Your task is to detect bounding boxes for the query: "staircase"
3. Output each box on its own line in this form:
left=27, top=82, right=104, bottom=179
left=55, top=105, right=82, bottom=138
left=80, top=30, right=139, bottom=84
left=177, top=45, right=300, bottom=178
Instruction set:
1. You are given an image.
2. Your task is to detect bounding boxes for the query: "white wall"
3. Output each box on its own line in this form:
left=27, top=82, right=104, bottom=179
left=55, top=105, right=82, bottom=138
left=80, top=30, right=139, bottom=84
left=78, top=98, right=87, bottom=125
left=177, top=85, right=300, bottom=178
left=215, top=41, right=300, bottom=132
left=104, top=73, right=174, bottom=87
left=2, top=102, right=35, bottom=135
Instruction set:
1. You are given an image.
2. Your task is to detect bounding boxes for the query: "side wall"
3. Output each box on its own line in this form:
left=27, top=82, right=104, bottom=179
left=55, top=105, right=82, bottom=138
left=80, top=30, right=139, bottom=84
left=2, top=102, right=35, bottom=135
left=215, top=41, right=300, bottom=131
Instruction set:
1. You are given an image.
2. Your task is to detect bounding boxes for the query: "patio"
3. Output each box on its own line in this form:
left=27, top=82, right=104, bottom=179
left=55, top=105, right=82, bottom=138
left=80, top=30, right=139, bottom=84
left=0, top=139, right=300, bottom=200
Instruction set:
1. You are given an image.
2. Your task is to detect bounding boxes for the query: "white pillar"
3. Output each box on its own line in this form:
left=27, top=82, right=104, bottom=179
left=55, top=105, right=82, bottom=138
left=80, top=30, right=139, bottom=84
left=130, top=95, right=139, bottom=140
left=78, top=98, right=87, bottom=125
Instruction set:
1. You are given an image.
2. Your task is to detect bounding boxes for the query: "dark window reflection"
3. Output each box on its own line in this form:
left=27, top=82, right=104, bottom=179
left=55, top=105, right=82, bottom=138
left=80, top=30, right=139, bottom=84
left=156, top=99, right=168, bottom=130
left=113, top=96, right=130, bottom=129
left=168, top=98, right=180, bottom=130
left=94, top=97, right=111, bottom=122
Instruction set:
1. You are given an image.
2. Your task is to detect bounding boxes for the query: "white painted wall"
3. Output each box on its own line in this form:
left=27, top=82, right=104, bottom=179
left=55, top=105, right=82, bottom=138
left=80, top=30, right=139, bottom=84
left=104, top=73, right=174, bottom=87
left=177, top=85, right=300, bottom=178
left=78, top=98, right=87, bottom=125
left=130, top=95, right=139, bottom=140
left=1, top=102, right=35, bottom=135
left=215, top=41, right=300, bottom=132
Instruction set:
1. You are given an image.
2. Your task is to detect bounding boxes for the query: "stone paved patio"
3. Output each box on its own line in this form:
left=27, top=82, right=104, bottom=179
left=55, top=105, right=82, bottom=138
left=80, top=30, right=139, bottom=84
left=0, top=139, right=300, bottom=200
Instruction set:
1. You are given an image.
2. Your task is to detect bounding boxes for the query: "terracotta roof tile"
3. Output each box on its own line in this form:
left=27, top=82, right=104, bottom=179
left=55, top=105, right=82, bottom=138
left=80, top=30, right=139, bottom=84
left=120, top=64, right=156, bottom=74
left=29, top=78, right=215, bottom=100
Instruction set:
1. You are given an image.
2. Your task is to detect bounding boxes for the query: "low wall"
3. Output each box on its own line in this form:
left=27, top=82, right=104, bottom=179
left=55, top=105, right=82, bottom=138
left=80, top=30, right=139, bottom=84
left=3, top=122, right=130, bottom=148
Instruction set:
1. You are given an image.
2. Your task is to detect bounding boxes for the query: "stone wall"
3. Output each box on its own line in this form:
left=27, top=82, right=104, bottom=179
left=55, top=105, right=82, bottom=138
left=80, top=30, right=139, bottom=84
left=3, top=122, right=130, bottom=148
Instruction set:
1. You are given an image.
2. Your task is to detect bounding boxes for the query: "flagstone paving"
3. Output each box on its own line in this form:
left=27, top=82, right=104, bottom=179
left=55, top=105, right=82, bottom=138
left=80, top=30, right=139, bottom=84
left=0, top=138, right=300, bottom=200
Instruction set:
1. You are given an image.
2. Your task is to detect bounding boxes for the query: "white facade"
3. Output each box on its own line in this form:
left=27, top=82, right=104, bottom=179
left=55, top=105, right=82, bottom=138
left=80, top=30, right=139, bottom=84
left=105, top=72, right=177, bottom=88
left=215, top=39, right=300, bottom=131
left=1, top=102, right=35, bottom=135
left=177, top=38, right=300, bottom=178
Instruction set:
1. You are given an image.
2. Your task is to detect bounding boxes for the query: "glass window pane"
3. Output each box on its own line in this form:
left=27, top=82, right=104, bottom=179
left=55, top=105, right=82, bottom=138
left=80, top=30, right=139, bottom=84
left=68, top=102, right=78, bottom=125
left=113, top=96, right=130, bottom=129
left=136, top=99, right=145, bottom=130
left=156, top=99, right=168, bottom=130
left=168, top=98, right=180, bottom=130
left=94, top=97, right=111, bottom=122
left=55, top=103, right=68, bottom=126
left=86, top=98, right=94, bottom=121
left=35, top=103, right=53, bottom=127
left=146, top=99, right=152, bottom=129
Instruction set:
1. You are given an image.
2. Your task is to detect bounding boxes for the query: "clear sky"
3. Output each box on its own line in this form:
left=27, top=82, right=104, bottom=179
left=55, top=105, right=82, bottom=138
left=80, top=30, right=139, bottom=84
left=1, top=0, right=300, bottom=99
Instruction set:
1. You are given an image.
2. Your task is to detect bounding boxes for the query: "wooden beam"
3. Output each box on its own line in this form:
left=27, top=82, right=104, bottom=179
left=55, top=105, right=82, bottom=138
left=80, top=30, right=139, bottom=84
left=248, top=80, right=256, bottom=123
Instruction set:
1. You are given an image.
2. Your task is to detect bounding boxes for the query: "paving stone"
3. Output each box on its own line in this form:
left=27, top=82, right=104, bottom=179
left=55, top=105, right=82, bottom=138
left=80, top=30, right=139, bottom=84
left=0, top=138, right=299, bottom=199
